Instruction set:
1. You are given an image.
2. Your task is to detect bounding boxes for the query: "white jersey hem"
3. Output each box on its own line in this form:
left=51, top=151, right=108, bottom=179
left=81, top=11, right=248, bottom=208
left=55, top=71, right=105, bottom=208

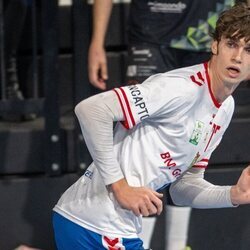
left=53, top=206, right=139, bottom=239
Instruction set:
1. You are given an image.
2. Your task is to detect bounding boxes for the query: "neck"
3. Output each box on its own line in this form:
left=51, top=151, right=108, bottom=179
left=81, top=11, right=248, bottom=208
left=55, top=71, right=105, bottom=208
left=208, top=59, right=239, bottom=103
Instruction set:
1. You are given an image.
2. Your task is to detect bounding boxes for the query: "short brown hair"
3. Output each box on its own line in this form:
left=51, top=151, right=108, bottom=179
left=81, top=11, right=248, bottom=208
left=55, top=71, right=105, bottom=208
left=212, top=3, right=250, bottom=42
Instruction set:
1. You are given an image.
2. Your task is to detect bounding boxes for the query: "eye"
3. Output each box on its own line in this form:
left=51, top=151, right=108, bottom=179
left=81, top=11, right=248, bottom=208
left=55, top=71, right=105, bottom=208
left=245, top=47, right=250, bottom=54
left=226, top=40, right=237, bottom=48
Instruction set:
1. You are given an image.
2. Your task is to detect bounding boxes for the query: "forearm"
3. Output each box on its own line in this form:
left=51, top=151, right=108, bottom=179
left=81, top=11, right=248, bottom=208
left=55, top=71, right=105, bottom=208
left=91, top=0, right=113, bottom=47
left=75, top=91, right=124, bottom=185
left=169, top=168, right=234, bottom=208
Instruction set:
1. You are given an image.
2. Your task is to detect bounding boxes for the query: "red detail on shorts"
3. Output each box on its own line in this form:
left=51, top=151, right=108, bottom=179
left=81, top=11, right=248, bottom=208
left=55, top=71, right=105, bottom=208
left=103, top=236, right=121, bottom=250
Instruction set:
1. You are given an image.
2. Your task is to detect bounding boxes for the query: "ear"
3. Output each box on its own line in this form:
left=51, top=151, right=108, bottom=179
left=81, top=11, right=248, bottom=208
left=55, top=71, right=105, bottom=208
left=211, top=40, right=218, bottom=55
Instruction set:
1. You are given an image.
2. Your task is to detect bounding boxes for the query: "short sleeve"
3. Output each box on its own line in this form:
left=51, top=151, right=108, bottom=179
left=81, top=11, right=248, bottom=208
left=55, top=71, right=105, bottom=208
left=113, top=74, right=194, bottom=129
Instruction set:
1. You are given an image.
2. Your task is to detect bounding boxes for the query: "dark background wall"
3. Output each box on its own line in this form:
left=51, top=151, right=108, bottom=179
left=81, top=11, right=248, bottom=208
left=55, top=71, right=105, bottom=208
left=0, top=1, right=250, bottom=250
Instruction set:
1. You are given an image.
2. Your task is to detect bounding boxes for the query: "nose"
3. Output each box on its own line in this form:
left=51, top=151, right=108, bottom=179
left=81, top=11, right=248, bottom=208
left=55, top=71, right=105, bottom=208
left=232, top=48, right=243, bottom=64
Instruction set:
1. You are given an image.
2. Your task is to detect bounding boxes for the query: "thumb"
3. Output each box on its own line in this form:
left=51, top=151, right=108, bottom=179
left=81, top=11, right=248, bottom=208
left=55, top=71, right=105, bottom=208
left=153, top=191, right=164, bottom=198
left=100, top=62, right=108, bottom=81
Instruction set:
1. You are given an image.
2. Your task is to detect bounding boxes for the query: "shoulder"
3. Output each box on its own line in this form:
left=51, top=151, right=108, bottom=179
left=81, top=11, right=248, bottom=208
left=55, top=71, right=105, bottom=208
left=220, top=95, right=235, bottom=118
left=213, top=96, right=235, bottom=129
left=141, top=64, right=206, bottom=100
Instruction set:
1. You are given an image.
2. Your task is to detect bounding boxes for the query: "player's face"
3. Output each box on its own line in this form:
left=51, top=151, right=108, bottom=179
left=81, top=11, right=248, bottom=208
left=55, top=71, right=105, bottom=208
left=211, top=37, right=250, bottom=85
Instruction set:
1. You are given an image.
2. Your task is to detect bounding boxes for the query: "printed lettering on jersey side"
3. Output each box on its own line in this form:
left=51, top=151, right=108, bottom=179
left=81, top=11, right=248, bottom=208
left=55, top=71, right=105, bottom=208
left=160, top=152, right=176, bottom=167
left=172, top=168, right=181, bottom=178
left=159, top=151, right=181, bottom=178
left=84, top=169, right=93, bottom=179
left=189, top=120, right=204, bottom=145
left=190, top=71, right=205, bottom=86
left=127, top=85, right=150, bottom=121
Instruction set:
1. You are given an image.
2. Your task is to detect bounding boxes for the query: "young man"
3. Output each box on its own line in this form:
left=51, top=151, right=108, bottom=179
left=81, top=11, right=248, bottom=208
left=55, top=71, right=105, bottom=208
left=88, top=1, right=238, bottom=249
left=53, top=3, right=250, bottom=250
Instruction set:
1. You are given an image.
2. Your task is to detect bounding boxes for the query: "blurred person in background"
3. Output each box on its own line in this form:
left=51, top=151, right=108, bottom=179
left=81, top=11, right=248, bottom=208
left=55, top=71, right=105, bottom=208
left=2, top=0, right=28, bottom=101
left=1, top=0, right=36, bottom=121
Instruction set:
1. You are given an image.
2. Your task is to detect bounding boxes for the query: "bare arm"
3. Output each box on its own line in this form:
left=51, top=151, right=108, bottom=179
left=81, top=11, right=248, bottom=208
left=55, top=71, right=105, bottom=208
left=88, top=0, right=113, bottom=90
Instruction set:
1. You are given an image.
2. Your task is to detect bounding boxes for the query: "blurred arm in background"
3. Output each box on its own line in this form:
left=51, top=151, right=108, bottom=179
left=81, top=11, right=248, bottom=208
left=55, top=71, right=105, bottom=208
left=88, top=0, right=113, bottom=90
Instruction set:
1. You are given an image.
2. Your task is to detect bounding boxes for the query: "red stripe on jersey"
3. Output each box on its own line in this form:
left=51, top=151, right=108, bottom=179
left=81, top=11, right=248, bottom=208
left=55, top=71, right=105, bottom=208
left=197, top=71, right=205, bottom=83
left=203, top=62, right=221, bottom=108
left=204, top=123, right=221, bottom=152
left=193, top=165, right=207, bottom=169
left=119, top=87, right=136, bottom=127
left=113, top=89, right=129, bottom=129
left=193, top=158, right=209, bottom=168
left=200, top=158, right=209, bottom=162
left=190, top=75, right=203, bottom=86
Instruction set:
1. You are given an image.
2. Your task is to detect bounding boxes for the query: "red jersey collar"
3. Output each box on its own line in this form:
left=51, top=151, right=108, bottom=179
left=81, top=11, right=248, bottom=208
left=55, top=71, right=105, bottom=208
left=203, top=62, right=221, bottom=109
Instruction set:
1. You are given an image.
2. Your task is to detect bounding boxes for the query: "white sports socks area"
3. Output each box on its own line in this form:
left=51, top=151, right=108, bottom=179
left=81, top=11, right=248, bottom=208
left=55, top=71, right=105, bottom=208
left=139, top=217, right=156, bottom=249
left=165, top=205, right=191, bottom=250
left=138, top=205, right=191, bottom=250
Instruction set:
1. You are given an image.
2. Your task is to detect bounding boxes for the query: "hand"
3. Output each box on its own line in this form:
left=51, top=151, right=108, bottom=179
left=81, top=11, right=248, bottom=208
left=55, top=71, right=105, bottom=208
left=110, top=178, right=163, bottom=217
left=231, top=165, right=250, bottom=205
left=88, top=42, right=108, bottom=90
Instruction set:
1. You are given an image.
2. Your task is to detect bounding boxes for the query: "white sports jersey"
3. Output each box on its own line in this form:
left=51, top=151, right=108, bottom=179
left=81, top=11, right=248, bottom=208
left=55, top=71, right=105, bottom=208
left=54, top=62, right=234, bottom=238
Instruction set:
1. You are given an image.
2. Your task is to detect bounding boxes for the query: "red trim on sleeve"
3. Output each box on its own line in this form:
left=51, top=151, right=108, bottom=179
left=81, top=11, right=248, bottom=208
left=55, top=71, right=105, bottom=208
left=200, top=158, right=209, bottom=162
left=193, top=158, right=209, bottom=169
left=203, top=62, right=221, bottom=109
left=119, top=87, right=136, bottom=127
left=113, top=89, right=129, bottom=129
left=192, top=165, right=208, bottom=169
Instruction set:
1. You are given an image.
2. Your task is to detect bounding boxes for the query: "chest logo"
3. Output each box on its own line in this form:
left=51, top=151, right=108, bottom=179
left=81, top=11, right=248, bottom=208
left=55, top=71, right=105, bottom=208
left=189, top=120, right=204, bottom=146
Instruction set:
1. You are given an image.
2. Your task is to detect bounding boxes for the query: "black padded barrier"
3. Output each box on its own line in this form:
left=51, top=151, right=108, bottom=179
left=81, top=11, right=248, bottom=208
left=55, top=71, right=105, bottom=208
left=0, top=173, right=79, bottom=250
left=0, top=166, right=249, bottom=250
left=0, top=0, right=64, bottom=176
left=42, top=0, right=62, bottom=176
